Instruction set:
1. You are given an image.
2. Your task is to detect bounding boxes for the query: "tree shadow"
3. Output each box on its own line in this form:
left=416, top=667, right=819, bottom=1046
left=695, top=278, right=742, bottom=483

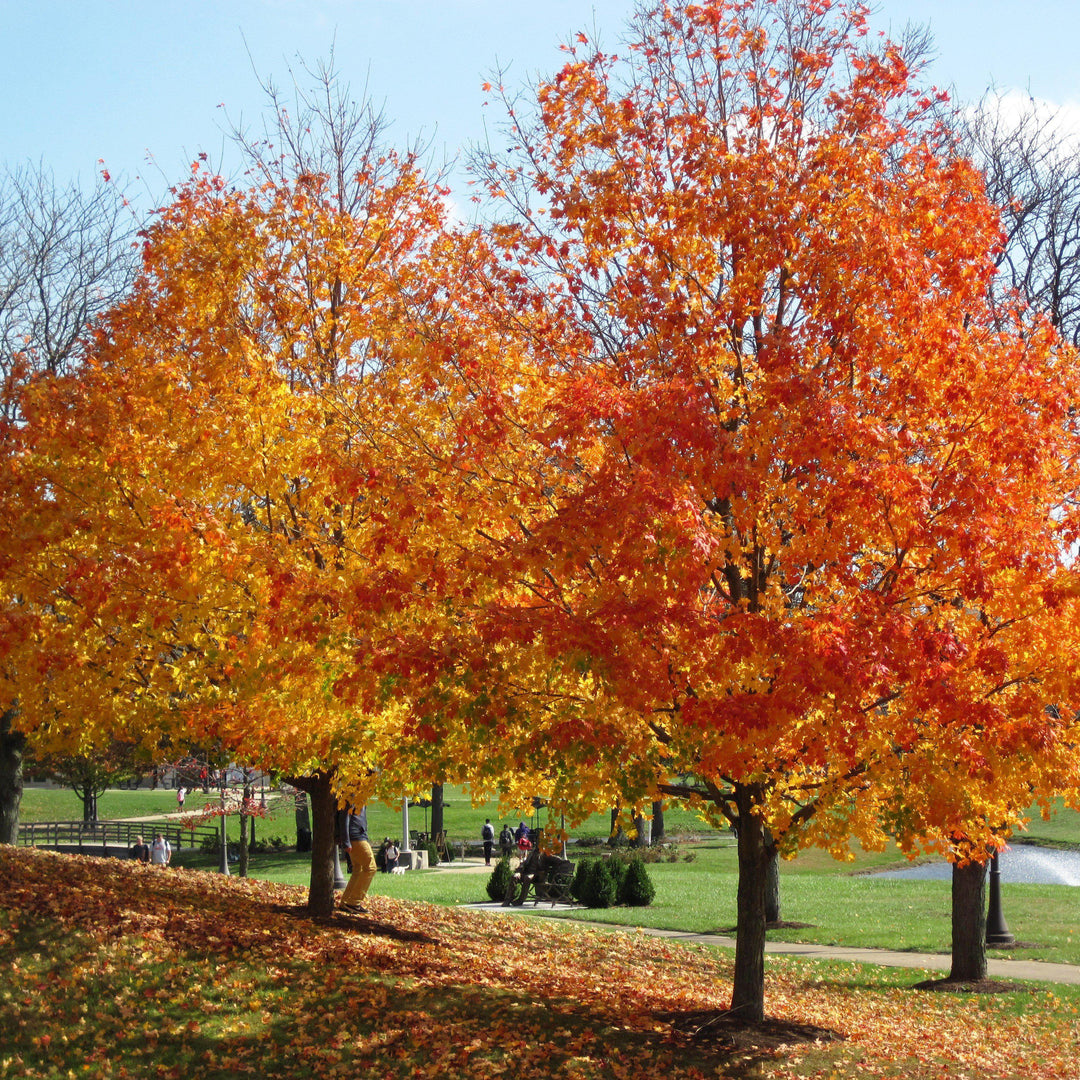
left=269, top=901, right=439, bottom=945
left=655, top=1007, right=843, bottom=1052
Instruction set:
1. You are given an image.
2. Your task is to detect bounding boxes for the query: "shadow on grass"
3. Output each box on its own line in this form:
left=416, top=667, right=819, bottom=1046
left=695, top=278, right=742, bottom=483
left=2, top=910, right=818, bottom=1080
left=270, top=901, right=440, bottom=945
left=654, top=1007, right=842, bottom=1052
left=1, top=851, right=850, bottom=1080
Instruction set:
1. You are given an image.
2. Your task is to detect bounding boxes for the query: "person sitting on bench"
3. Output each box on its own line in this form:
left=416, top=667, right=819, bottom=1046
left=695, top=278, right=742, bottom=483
left=503, top=845, right=573, bottom=906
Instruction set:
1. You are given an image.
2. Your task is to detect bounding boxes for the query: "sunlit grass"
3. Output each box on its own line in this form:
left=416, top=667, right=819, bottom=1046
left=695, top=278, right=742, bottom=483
left=4, top=847, right=1080, bottom=1080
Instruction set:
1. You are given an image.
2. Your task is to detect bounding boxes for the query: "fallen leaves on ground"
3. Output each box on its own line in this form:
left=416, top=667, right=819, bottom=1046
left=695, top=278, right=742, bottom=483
left=1, top=848, right=1077, bottom=1078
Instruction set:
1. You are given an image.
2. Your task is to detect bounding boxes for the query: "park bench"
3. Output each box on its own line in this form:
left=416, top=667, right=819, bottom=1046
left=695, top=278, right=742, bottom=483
left=504, top=850, right=575, bottom=907
left=531, top=862, right=575, bottom=906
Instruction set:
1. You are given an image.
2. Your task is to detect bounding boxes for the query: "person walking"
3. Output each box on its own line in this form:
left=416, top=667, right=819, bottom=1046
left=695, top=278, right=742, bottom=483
left=338, top=803, right=376, bottom=913
left=481, top=818, right=496, bottom=865
left=499, top=823, right=514, bottom=858
left=514, top=820, right=532, bottom=855
left=129, top=835, right=150, bottom=863
left=384, top=838, right=399, bottom=873
left=176, top=786, right=186, bottom=813
left=150, top=833, right=171, bottom=867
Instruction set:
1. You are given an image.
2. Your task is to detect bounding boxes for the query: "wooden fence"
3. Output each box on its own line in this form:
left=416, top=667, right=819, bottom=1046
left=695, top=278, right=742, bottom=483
left=18, top=819, right=220, bottom=854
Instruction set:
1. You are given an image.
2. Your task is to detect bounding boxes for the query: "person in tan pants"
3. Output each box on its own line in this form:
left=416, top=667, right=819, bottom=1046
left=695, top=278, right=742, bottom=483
left=339, top=804, right=376, bottom=913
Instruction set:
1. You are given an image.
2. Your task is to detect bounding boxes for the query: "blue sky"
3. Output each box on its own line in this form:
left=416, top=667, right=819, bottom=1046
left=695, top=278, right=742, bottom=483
left=3, top=1, right=1078, bottom=203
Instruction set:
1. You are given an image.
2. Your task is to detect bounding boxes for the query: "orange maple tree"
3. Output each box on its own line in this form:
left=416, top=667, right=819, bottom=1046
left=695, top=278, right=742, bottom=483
left=6, top=0, right=1080, bottom=1029
left=406, top=0, right=1080, bottom=1020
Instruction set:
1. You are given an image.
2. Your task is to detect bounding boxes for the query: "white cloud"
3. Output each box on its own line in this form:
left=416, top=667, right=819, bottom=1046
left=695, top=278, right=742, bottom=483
left=971, top=89, right=1080, bottom=154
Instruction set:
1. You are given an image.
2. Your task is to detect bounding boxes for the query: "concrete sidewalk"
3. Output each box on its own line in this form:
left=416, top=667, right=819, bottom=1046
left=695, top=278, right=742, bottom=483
left=464, top=900, right=1080, bottom=986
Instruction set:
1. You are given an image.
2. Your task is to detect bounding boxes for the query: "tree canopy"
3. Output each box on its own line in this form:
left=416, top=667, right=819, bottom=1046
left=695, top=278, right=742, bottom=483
left=4, top=0, right=1080, bottom=1022
left=436, top=0, right=1080, bottom=1017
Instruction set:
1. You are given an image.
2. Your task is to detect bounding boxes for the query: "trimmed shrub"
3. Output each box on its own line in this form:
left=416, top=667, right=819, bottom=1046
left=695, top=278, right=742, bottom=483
left=571, top=858, right=592, bottom=903
left=426, top=842, right=439, bottom=866
left=584, top=858, right=618, bottom=908
left=486, top=857, right=513, bottom=902
left=617, top=857, right=655, bottom=907
left=608, top=857, right=628, bottom=894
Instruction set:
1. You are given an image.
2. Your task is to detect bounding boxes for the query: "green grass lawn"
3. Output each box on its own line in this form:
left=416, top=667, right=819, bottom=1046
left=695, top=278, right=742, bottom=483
left=20, top=785, right=1080, bottom=968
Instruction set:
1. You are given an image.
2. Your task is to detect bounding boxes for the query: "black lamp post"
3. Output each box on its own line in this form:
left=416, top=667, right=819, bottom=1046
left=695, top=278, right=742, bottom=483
left=985, top=849, right=1014, bottom=945
left=218, top=801, right=230, bottom=876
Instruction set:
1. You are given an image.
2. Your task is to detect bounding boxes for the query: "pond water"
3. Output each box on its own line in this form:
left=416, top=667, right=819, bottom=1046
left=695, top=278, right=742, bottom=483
left=874, top=845, right=1080, bottom=886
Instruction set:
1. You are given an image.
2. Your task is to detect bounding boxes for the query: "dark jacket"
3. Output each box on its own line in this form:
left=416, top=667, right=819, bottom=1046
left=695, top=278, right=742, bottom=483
left=337, top=805, right=368, bottom=846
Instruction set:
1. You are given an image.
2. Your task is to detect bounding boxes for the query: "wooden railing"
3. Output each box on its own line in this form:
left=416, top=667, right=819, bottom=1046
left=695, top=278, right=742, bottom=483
left=18, top=819, right=220, bottom=853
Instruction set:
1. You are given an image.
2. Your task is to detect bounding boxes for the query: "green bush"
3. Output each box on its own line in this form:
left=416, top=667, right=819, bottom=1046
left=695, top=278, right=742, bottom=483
left=617, top=857, right=655, bottom=907
left=427, top=842, right=439, bottom=866
left=608, top=857, right=628, bottom=893
left=571, top=858, right=592, bottom=903
left=486, top=857, right=513, bottom=902
left=584, top=858, right=618, bottom=908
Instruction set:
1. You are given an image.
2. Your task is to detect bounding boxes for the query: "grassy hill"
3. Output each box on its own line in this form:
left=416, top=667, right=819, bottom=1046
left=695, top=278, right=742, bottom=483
left=3, top=845, right=1078, bottom=1080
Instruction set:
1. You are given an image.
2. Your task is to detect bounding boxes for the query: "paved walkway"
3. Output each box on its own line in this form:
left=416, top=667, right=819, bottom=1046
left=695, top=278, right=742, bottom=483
left=445, top=856, right=1080, bottom=986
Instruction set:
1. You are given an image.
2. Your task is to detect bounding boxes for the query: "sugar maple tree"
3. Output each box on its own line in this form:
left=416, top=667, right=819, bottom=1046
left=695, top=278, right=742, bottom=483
left=440, top=0, right=1080, bottom=1020
left=0, top=137, right=504, bottom=914
left=1, top=79, right=586, bottom=914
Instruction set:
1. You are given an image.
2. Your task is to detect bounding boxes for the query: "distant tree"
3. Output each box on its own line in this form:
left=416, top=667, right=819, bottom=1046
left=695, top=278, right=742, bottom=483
left=0, top=163, right=137, bottom=410
left=31, top=742, right=146, bottom=823
left=962, top=91, right=1080, bottom=345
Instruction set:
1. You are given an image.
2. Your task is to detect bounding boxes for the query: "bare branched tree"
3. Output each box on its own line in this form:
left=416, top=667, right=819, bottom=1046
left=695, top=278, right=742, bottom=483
left=1, top=163, right=139, bottom=419
left=961, top=92, right=1080, bottom=346
left=226, top=48, right=404, bottom=217
left=0, top=163, right=138, bottom=843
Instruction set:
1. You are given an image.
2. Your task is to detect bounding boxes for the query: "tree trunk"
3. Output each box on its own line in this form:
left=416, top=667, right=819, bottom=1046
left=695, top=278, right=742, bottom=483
left=286, top=770, right=336, bottom=917
left=80, top=786, right=98, bottom=824
left=731, top=787, right=768, bottom=1022
left=609, top=806, right=624, bottom=845
left=430, top=783, right=444, bottom=840
left=950, top=859, right=988, bottom=981
left=765, top=838, right=781, bottom=924
left=651, top=800, right=664, bottom=843
left=0, top=706, right=24, bottom=845
left=308, top=777, right=337, bottom=917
